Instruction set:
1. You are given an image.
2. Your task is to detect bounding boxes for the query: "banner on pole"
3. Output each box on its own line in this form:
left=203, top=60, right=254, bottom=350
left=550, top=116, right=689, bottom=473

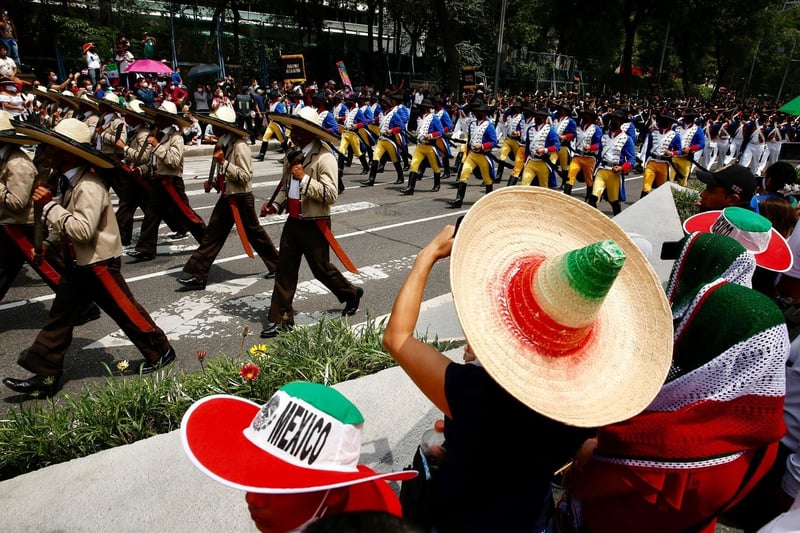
left=281, top=54, right=306, bottom=84
left=336, top=60, right=352, bottom=89
left=462, top=66, right=477, bottom=91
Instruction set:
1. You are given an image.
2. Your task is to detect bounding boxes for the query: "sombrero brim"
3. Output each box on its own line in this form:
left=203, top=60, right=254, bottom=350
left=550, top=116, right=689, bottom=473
left=30, top=87, right=61, bottom=103
left=180, top=395, right=416, bottom=494
left=12, top=121, right=118, bottom=169
left=450, top=187, right=673, bottom=428
left=683, top=211, right=793, bottom=272
left=142, top=106, right=192, bottom=128
left=196, top=114, right=247, bottom=137
left=265, top=111, right=340, bottom=145
left=0, top=128, right=40, bottom=145
left=88, top=94, right=148, bottom=121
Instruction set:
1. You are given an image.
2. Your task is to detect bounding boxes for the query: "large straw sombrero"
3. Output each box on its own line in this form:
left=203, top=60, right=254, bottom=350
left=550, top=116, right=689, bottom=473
left=13, top=118, right=118, bottom=169
left=195, top=105, right=247, bottom=137
left=265, top=107, right=340, bottom=145
left=30, top=86, right=60, bottom=104
left=450, top=187, right=673, bottom=427
left=0, top=110, right=38, bottom=145
left=88, top=91, right=132, bottom=117
left=683, top=207, right=793, bottom=272
left=61, top=92, right=99, bottom=113
left=143, top=100, right=191, bottom=128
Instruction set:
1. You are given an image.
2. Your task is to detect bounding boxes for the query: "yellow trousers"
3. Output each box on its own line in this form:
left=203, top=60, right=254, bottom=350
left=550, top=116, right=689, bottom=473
left=339, top=131, right=363, bottom=158
left=262, top=121, right=286, bottom=144
left=671, top=156, right=693, bottom=186
left=458, top=152, right=493, bottom=185
left=592, top=168, right=622, bottom=202
left=521, top=160, right=551, bottom=187
left=410, top=144, right=441, bottom=173
left=641, top=161, right=671, bottom=193
left=567, top=155, right=595, bottom=186
left=373, top=138, right=400, bottom=163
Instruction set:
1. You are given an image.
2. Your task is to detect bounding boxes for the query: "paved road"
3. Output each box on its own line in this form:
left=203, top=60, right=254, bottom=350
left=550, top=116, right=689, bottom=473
left=0, top=147, right=647, bottom=409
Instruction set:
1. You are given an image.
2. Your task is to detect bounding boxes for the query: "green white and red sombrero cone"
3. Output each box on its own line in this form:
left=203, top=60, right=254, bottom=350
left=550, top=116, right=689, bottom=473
left=683, top=207, right=792, bottom=272
left=450, top=187, right=673, bottom=427
left=181, top=382, right=416, bottom=497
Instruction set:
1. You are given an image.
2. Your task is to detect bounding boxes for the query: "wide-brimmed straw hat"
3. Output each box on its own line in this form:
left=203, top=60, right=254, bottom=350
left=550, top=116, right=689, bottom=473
left=196, top=105, right=247, bottom=137
left=0, top=110, right=38, bottom=145
left=143, top=99, right=191, bottom=128
left=12, top=118, right=118, bottom=169
left=181, top=382, right=416, bottom=496
left=265, top=107, right=340, bottom=144
left=450, top=187, right=673, bottom=427
left=683, top=207, right=793, bottom=272
left=88, top=91, right=130, bottom=116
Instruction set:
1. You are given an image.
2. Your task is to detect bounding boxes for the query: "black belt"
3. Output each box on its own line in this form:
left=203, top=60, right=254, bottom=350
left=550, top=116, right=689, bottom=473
left=650, top=155, right=671, bottom=162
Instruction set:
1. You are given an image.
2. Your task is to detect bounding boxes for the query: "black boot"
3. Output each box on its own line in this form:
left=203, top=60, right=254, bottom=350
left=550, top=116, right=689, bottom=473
left=507, top=175, right=519, bottom=187
left=280, top=141, right=288, bottom=153
left=345, top=151, right=353, bottom=167
left=338, top=175, right=346, bottom=194
left=402, top=152, right=410, bottom=171
left=360, top=161, right=378, bottom=186
left=253, top=142, right=267, bottom=161
left=610, top=200, right=622, bottom=216
left=485, top=183, right=493, bottom=195
left=338, top=154, right=346, bottom=180
left=640, top=190, right=649, bottom=199
left=588, top=194, right=599, bottom=208
left=359, top=155, right=370, bottom=174
left=443, top=159, right=451, bottom=180
left=585, top=187, right=593, bottom=202
left=447, top=182, right=467, bottom=208
left=393, top=161, right=404, bottom=184
left=495, top=166, right=505, bottom=185
left=401, top=172, right=417, bottom=195
left=431, top=173, right=441, bottom=192
left=563, top=183, right=572, bottom=196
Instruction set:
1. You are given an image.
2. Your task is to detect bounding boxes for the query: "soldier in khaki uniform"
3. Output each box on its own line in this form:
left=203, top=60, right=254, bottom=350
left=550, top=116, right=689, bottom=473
left=177, top=106, right=279, bottom=289
left=3, top=118, right=175, bottom=397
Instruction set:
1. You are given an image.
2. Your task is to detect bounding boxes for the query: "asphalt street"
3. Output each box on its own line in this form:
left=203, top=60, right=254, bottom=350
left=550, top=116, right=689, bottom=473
left=0, top=146, right=646, bottom=410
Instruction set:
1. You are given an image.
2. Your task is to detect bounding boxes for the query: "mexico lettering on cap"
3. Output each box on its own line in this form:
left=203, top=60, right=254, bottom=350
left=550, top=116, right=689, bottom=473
left=709, top=207, right=772, bottom=254
left=243, top=384, right=363, bottom=472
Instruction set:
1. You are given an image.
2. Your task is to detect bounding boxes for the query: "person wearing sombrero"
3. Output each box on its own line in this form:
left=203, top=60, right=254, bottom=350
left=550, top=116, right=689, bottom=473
left=673, top=108, right=706, bottom=186
left=509, top=106, right=560, bottom=188
left=565, top=107, right=602, bottom=198
left=588, top=108, right=635, bottom=216
left=640, top=111, right=683, bottom=198
left=2, top=118, right=177, bottom=397
left=383, top=187, right=673, bottom=531
left=181, top=381, right=417, bottom=532
left=127, top=100, right=207, bottom=261
left=360, top=93, right=406, bottom=187
left=401, top=98, right=444, bottom=195
left=254, top=89, right=288, bottom=161
left=258, top=107, right=364, bottom=339
left=571, top=229, right=789, bottom=533
left=446, top=98, right=498, bottom=208
left=494, top=98, right=524, bottom=186
left=0, top=110, right=98, bottom=322
left=177, top=105, right=279, bottom=290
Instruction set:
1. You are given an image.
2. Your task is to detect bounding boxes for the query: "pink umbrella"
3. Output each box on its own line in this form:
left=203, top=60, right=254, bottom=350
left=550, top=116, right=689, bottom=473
left=125, top=59, right=174, bottom=74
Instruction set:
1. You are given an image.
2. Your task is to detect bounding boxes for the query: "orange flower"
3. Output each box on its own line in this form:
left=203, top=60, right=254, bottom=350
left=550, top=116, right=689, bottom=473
left=196, top=350, right=207, bottom=362
left=239, top=363, right=260, bottom=382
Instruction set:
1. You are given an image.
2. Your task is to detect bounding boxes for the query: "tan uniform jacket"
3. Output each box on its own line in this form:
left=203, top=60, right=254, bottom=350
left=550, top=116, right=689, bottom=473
left=98, top=114, right=127, bottom=157
left=0, top=147, right=37, bottom=225
left=152, top=127, right=184, bottom=177
left=218, top=135, right=252, bottom=195
left=274, top=140, right=338, bottom=219
left=123, top=125, right=154, bottom=175
left=42, top=166, right=123, bottom=265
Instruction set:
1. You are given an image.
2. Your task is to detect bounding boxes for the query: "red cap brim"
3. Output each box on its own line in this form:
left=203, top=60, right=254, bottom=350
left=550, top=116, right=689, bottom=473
left=684, top=211, right=793, bottom=272
left=181, top=395, right=416, bottom=494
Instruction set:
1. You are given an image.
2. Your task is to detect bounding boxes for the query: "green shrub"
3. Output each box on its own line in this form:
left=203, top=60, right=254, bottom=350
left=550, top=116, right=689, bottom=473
left=0, top=317, right=456, bottom=481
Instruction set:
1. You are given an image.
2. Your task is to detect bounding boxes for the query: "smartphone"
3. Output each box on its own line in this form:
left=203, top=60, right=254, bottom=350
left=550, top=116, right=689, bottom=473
left=453, top=215, right=464, bottom=237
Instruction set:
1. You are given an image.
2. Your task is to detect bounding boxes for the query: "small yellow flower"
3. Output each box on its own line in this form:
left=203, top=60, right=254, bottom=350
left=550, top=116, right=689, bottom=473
left=43, top=376, right=56, bottom=385
left=116, top=360, right=129, bottom=372
left=249, top=344, right=268, bottom=358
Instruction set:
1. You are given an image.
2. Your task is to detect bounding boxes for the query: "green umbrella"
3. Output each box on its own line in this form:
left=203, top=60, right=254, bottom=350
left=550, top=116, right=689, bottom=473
left=187, top=63, right=221, bottom=79
left=779, top=94, right=800, bottom=115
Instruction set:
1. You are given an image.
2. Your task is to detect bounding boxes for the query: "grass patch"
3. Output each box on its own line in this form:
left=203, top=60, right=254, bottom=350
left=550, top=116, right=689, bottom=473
left=672, top=179, right=702, bottom=223
left=0, top=316, right=456, bottom=481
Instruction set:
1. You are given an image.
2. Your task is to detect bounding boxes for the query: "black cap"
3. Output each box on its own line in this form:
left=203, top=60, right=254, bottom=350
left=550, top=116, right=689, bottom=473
left=696, top=164, right=758, bottom=201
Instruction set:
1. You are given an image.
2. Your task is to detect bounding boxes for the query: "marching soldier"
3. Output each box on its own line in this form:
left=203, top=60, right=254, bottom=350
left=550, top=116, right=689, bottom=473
left=337, top=94, right=371, bottom=179
left=673, top=108, right=705, bottom=186
left=254, top=89, right=288, bottom=161
left=401, top=98, right=444, bottom=195
left=554, top=102, right=577, bottom=188
left=433, top=97, right=454, bottom=179
left=589, top=109, right=635, bottom=216
left=360, top=94, right=406, bottom=187
left=3, top=118, right=176, bottom=397
left=177, top=106, right=279, bottom=290
left=565, top=108, right=602, bottom=198
left=510, top=107, right=560, bottom=188
left=258, top=108, right=363, bottom=339
left=447, top=98, right=498, bottom=208
left=495, top=98, right=525, bottom=185
left=127, top=101, right=207, bottom=261
left=640, top=112, right=682, bottom=198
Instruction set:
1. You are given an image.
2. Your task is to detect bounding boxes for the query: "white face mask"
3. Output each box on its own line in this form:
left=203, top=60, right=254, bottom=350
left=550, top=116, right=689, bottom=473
left=141, top=83, right=149, bottom=89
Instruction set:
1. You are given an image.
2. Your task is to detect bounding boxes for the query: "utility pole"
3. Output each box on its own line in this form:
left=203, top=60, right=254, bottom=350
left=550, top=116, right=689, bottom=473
left=778, top=36, right=797, bottom=104
left=493, top=0, right=508, bottom=96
